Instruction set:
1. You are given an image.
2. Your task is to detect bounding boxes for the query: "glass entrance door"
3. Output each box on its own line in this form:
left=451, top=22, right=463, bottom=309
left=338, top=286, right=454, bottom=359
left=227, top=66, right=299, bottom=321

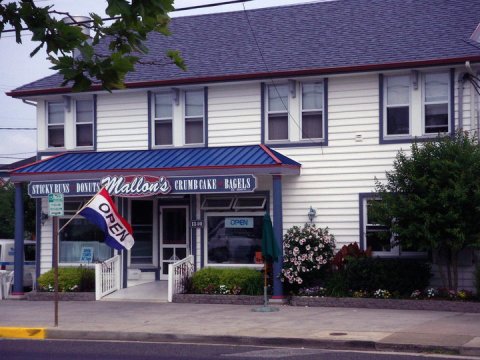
left=159, top=206, right=188, bottom=280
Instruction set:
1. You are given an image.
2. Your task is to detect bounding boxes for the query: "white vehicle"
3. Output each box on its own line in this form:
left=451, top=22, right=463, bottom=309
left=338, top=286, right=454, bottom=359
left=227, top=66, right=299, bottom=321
left=0, top=239, right=36, bottom=287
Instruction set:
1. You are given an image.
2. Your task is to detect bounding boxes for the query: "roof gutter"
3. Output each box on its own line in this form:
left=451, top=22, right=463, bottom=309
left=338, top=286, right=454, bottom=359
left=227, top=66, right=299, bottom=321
left=7, top=56, right=480, bottom=98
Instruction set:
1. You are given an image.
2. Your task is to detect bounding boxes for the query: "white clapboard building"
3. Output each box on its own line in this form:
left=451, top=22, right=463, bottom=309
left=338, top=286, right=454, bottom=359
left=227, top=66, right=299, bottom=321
left=7, top=0, right=480, bottom=296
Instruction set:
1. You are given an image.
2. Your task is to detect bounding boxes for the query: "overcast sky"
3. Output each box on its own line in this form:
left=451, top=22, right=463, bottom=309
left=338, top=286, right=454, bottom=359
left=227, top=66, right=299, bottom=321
left=0, top=0, right=316, bottom=165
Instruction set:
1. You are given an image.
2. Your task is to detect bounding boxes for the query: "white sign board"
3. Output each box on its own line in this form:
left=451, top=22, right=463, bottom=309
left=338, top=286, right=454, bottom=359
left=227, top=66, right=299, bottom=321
left=225, top=217, right=254, bottom=228
left=48, top=193, right=64, bottom=216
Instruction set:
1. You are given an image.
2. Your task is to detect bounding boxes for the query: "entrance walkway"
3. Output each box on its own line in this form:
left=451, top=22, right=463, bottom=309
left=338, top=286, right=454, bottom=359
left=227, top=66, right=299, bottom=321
left=101, top=281, right=168, bottom=302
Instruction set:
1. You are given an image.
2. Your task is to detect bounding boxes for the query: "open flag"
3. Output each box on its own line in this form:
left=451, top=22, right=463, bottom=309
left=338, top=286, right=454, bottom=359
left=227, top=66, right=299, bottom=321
left=79, top=188, right=134, bottom=250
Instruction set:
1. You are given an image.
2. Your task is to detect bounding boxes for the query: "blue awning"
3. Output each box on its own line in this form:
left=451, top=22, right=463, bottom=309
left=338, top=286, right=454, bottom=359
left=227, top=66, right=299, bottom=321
left=11, top=145, right=301, bottom=181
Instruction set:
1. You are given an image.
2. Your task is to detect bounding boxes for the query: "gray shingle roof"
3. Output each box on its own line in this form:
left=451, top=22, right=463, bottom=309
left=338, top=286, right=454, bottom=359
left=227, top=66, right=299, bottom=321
left=9, top=0, right=480, bottom=95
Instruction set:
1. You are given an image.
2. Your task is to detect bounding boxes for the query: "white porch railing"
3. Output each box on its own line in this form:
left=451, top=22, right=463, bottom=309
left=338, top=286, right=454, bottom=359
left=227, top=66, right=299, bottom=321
left=167, top=255, right=194, bottom=302
left=95, top=255, right=121, bottom=300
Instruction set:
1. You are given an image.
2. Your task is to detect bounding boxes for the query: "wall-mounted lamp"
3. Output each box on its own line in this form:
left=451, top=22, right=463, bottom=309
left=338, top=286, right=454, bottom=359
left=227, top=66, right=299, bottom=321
left=307, top=206, right=316, bottom=223
left=41, top=212, right=49, bottom=226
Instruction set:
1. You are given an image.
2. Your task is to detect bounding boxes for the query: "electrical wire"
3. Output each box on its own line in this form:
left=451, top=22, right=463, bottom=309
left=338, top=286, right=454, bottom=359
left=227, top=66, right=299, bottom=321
left=0, top=0, right=254, bottom=34
left=0, top=127, right=36, bottom=130
left=242, top=3, right=324, bottom=150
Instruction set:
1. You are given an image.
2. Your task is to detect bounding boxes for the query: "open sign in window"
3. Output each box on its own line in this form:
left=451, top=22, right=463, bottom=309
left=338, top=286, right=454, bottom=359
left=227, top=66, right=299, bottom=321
left=206, top=213, right=263, bottom=265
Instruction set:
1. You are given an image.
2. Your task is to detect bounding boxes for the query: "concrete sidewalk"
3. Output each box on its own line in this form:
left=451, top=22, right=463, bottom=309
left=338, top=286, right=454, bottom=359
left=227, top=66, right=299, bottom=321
left=1, top=300, right=480, bottom=357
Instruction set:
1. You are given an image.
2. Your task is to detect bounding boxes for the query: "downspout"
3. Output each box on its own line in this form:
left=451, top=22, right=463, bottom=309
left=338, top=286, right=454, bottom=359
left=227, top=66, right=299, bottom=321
left=22, top=99, right=37, bottom=107
left=477, top=71, right=480, bottom=141
left=458, top=72, right=467, bottom=130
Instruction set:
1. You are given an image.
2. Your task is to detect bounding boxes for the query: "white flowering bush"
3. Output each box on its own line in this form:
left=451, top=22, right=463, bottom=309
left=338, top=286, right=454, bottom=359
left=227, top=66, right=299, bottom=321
left=281, top=224, right=336, bottom=291
left=373, top=289, right=391, bottom=299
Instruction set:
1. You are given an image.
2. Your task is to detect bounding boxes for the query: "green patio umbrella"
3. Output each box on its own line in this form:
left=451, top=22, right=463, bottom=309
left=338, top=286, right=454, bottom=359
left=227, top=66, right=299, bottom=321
left=253, top=212, right=280, bottom=312
left=261, top=212, right=280, bottom=263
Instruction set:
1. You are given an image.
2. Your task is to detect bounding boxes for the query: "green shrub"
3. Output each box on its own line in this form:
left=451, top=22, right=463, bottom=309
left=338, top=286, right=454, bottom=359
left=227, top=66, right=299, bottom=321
left=324, top=271, right=349, bottom=297
left=37, top=267, right=95, bottom=292
left=343, top=258, right=431, bottom=296
left=191, top=267, right=263, bottom=295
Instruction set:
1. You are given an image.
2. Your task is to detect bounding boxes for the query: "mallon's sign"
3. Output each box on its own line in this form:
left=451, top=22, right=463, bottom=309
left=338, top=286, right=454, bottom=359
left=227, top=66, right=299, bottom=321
left=101, top=175, right=172, bottom=197
left=28, top=175, right=256, bottom=198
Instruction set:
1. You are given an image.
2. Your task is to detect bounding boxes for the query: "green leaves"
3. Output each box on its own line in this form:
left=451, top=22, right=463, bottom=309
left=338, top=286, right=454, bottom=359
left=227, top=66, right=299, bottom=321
left=1, top=0, right=184, bottom=91
left=373, top=131, right=480, bottom=288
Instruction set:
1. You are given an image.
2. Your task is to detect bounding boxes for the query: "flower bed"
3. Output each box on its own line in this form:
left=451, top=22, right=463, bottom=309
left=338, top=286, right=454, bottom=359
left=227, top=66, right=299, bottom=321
left=290, top=296, right=480, bottom=313
left=172, top=293, right=480, bottom=312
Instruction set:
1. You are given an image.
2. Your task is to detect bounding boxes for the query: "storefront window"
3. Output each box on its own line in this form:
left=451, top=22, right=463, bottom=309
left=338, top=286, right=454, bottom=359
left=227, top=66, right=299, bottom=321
left=59, top=218, right=112, bottom=263
left=206, top=214, right=263, bottom=265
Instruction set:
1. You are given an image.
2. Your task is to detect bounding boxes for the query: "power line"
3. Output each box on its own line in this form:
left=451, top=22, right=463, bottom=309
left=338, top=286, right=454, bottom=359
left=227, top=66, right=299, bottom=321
left=241, top=3, right=323, bottom=149
left=0, top=127, right=36, bottom=130
left=0, top=155, right=33, bottom=159
left=0, top=0, right=253, bottom=34
left=0, top=151, right=35, bottom=156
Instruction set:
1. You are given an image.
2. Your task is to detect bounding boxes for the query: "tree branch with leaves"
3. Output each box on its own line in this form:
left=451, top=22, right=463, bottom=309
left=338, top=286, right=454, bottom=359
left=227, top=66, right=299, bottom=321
left=372, top=131, right=480, bottom=290
left=0, top=0, right=185, bottom=91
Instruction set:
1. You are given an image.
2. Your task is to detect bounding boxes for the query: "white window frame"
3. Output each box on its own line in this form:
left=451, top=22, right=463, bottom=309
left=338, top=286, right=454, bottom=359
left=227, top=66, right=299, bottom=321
left=300, top=81, right=324, bottom=140
left=151, top=88, right=205, bottom=147
left=383, top=70, right=450, bottom=140
left=362, top=197, right=426, bottom=258
left=184, top=89, right=205, bottom=145
left=153, top=91, right=174, bottom=147
left=47, top=101, right=65, bottom=149
left=265, top=79, right=326, bottom=144
left=74, top=99, right=94, bottom=148
left=204, top=211, right=265, bottom=268
left=232, top=196, right=266, bottom=210
left=422, top=72, right=450, bottom=135
left=383, top=75, right=411, bottom=138
left=57, top=198, right=113, bottom=266
left=266, top=83, right=289, bottom=142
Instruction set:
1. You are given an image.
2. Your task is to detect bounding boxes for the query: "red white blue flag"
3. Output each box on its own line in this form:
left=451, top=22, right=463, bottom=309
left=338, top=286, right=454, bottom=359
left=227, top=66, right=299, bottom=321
left=80, top=188, right=135, bottom=250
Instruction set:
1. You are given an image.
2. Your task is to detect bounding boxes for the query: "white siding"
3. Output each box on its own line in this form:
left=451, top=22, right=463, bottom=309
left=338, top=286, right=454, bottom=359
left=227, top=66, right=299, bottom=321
left=274, top=73, right=401, bottom=247
left=208, top=83, right=261, bottom=146
left=274, top=69, right=473, bottom=250
left=96, top=92, right=149, bottom=150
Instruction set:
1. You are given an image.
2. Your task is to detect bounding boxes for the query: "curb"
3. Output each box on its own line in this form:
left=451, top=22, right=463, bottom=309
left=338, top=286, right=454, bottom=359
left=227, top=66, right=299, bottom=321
left=0, top=327, right=46, bottom=339
left=42, top=329, right=476, bottom=356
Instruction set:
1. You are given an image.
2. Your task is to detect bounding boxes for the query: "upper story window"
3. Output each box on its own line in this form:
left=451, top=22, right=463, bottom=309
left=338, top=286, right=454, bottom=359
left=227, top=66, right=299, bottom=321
left=47, top=101, right=65, bottom=148
left=424, top=72, right=449, bottom=134
left=151, top=88, right=206, bottom=147
left=263, top=79, right=327, bottom=146
left=380, top=70, right=452, bottom=143
left=301, top=82, right=324, bottom=139
left=385, top=75, right=410, bottom=136
left=75, top=100, right=94, bottom=147
left=154, top=92, right=173, bottom=146
left=44, top=97, right=95, bottom=151
left=184, top=90, right=204, bottom=145
left=267, top=84, right=289, bottom=141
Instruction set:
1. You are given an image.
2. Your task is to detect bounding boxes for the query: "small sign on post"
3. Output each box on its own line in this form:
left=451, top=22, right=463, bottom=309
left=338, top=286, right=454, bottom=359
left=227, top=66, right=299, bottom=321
left=48, top=193, right=64, bottom=217
left=48, top=193, right=63, bottom=327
